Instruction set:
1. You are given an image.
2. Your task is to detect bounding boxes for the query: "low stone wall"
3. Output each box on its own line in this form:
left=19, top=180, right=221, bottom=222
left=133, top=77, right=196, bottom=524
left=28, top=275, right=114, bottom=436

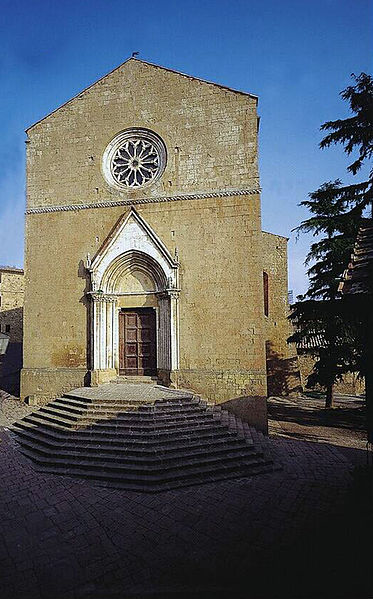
left=177, top=368, right=267, bottom=403
left=20, top=367, right=89, bottom=405
left=221, top=396, right=268, bottom=434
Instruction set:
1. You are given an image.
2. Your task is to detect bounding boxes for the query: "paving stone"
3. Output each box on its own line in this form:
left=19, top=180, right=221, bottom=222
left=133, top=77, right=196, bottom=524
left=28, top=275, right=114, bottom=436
left=0, top=394, right=370, bottom=598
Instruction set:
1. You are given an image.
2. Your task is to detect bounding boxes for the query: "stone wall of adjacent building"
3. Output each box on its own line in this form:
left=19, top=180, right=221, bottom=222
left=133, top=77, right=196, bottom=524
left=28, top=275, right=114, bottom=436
left=0, top=268, right=24, bottom=395
left=22, top=59, right=270, bottom=406
left=298, top=353, right=365, bottom=396
left=262, top=233, right=302, bottom=396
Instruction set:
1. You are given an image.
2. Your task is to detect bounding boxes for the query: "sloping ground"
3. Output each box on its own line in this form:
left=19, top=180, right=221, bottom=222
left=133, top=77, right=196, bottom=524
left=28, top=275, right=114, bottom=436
left=268, top=393, right=367, bottom=459
left=10, top=384, right=277, bottom=491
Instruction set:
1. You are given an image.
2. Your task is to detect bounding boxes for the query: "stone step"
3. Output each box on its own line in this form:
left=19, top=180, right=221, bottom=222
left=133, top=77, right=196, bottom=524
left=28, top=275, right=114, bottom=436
left=61, top=395, right=198, bottom=408
left=112, top=376, right=159, bottom=385
left=11, top=385, right=277, bottom=492
left=48, top=401, right=214, bottom=422
left=20, top=414, right=237, bottom=440
left=29, top=460, right=276, bottom=492
left=103, top=463, right=277, bottom=492
left=62, top=392, right=176, bottom=405
left=23, top=412, right=77, bottom=429
left=55, top=396, right=208, bottom=415
left=13, top=417, right=244, bottom=447
left=51, top=400, right=91, bottom=414
left=18, top=446, right=276, bottom=492
left=24, top=408, right=223, bottom=431
left=19, top=444, right=272, bottom=479
left=10, top=422, right=254, bottom=454
left=19, top=407, right=260, bottom=453
left=12, top=426, right=252, bottom=457
left=29, top=408, right=227, bottom=431
left=16, top=436, right=262, bottom=469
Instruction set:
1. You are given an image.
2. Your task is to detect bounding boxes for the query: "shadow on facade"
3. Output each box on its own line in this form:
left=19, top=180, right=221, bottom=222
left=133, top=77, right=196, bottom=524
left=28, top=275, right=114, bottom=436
left=265, top=340, right=302, bottom=397
left=0, top=307, right=23, bottom=396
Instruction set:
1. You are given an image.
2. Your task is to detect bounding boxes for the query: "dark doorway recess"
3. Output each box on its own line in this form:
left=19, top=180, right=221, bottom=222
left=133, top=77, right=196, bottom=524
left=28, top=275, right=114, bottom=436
left=119, top=308, right=156, bottom=376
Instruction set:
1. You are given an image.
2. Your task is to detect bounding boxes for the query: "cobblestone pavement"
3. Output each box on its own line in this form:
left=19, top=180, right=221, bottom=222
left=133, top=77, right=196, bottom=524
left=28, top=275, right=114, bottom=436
left=0, top=391, right=371, bottom=599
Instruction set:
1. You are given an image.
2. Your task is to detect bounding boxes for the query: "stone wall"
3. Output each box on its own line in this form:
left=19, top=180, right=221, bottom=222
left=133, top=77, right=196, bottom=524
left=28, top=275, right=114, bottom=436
left=26, top=59, right=259, bottom=211
left=22, top=195, right=267, bottom=403
left=0, top=268, right=24, bottom=395
left=298, top=353, right=365, bottom=396
left=262, top=233, right=302, bottom=396
left=22, top=59, right=270, bottom=405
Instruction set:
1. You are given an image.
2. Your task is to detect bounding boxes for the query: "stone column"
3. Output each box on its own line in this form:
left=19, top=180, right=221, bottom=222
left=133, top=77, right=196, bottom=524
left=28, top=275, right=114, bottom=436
left=169, top=290, right=180, bottom=372
left=157, top=290, right=180, bottom=386
left=157, top=294, right=171, bottom=371
left=89, top=292, right=117, bottom=385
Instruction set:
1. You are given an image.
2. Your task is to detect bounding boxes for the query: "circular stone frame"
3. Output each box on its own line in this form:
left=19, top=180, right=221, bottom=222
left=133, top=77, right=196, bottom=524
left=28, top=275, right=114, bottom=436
left=102, top=128, right=167, bottom=190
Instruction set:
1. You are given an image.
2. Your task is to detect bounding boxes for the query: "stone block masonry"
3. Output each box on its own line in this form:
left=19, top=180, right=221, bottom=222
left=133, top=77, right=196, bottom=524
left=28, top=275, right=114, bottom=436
left=0, top=267, right=24, bottom=395
left=21, top=58, right=291, bottom=413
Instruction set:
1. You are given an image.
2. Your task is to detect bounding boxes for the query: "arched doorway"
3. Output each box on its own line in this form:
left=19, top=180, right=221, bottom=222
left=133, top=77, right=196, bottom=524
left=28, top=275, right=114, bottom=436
left=86, top=209, right=180, bottom=386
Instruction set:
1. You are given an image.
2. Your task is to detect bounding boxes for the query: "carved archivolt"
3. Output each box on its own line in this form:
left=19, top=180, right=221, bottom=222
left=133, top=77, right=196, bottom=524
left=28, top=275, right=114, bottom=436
left=101, top=250, right=168, bottom=294
left=87, top=208, right=180, bottom=373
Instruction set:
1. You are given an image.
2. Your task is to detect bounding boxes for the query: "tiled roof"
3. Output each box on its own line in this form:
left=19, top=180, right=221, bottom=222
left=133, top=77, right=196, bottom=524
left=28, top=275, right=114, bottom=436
left=295, top=332, right=326, bottom=351
left=339, top=218, right=373, bottom=295
left=0, top=266, right=24, bottom=273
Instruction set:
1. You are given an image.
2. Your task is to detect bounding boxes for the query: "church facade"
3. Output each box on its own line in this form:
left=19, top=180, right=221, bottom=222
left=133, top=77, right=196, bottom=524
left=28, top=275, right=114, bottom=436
left=21, top=58, right=293, bottom=406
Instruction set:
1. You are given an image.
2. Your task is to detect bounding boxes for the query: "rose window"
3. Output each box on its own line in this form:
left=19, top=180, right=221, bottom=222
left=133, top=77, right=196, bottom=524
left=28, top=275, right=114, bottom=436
left=103, top=129, right=167, bottom=190
left=112, top=139, right=159, bottom=187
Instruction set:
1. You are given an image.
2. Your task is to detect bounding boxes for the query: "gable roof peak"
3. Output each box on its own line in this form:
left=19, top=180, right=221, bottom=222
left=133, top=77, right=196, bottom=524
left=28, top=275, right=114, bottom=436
left=128, top=56, right=258, bottom=100
left=26, top=56, right=258, bottom=133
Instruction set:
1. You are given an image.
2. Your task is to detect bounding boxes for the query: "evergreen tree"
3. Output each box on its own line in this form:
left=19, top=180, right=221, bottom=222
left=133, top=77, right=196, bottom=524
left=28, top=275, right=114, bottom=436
left=296, top=180, right=364, bottom=300
left=289, top=73, right=373, bottom=407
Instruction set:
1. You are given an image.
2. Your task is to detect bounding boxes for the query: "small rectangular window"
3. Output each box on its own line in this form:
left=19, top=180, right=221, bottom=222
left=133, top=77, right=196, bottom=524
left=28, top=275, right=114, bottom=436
left=263, top=271, right=269, bottom=317
left=5, top=324, right=10, bottom=333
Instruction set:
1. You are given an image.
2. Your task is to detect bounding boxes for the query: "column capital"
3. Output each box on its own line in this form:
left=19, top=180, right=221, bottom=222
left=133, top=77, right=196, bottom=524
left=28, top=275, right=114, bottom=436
left=158, top=289, right=180, bottom=300
left=88, top=292, right=116, bottom=303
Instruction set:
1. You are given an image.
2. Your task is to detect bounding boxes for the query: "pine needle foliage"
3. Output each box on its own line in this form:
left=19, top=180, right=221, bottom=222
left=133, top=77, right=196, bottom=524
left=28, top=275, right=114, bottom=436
left=289, top=73, right=373, bottom=406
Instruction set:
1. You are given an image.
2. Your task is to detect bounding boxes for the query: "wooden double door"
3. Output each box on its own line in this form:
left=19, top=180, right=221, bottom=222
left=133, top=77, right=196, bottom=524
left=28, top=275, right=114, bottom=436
left=119, top=308, right=157, bottom=376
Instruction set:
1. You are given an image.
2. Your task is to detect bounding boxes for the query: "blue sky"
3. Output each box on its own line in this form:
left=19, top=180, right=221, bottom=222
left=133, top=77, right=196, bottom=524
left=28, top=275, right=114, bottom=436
left=0, top=0, right=371, bottom=296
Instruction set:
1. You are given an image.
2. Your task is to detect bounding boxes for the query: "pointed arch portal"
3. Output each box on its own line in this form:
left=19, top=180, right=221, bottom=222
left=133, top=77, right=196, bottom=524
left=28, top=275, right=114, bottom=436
left=87, top=209, right=180, bottom=385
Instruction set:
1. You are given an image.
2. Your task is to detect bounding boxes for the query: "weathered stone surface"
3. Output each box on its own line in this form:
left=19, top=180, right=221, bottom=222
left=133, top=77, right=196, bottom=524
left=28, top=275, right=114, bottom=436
left=0, top=267, right=24, bottom=395
left=21, top=59, right=290, bottom=404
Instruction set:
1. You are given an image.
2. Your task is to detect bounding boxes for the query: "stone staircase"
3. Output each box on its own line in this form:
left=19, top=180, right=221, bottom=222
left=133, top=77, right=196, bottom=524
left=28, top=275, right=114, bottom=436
left=10, top=384, right=278, bottom=491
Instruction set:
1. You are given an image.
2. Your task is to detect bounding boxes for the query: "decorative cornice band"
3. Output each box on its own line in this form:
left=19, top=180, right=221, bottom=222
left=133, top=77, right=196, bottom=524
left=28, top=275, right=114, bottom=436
left=25, top=187, right=261, bottom=215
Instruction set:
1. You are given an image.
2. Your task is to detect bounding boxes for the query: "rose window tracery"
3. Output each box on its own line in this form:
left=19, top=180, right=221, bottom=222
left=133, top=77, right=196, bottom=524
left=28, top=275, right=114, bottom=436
left=112, top=139, right=159, bottom=187
left=103, top=129, right=167, bottom=190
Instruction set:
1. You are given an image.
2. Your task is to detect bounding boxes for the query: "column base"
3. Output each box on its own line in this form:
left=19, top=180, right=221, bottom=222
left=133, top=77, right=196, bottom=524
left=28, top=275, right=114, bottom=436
left=89, top=369, right=117, bottom=386
left=157, top=369, right=180, bottom=388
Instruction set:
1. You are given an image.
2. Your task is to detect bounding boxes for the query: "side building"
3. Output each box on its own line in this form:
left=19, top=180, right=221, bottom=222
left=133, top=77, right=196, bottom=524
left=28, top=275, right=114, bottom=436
left=262, top=232, right=301, bottom=397
left=0, top=266, right=24, bottom=395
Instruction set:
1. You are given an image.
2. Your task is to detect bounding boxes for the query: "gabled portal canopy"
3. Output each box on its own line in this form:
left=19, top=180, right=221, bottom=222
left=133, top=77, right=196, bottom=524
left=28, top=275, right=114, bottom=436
left=89, top=207, right=179, bottom=294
